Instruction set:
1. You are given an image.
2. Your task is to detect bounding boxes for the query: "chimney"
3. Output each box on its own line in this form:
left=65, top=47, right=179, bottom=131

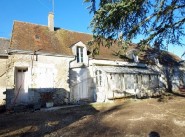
left=48, top=12, right=54, bottom=31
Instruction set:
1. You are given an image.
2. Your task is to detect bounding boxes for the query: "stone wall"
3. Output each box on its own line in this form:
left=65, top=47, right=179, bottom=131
left=0, top=57, right=8, bottom=105
left=149, top=64, right=183, bottom=92
left=6, top=54, right=72, bottom=108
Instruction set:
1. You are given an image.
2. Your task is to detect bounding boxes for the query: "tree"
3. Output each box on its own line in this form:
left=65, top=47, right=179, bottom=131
left=84, top=0, right=185, bottom=51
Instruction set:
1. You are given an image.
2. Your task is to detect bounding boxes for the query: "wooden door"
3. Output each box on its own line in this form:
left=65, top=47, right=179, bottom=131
left=15, top=68, right=29, bottom=103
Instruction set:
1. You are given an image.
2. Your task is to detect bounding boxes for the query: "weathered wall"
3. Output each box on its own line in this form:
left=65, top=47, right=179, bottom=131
left=179, top=61, right=185, bottom=85
left=150, top=64, right=182, bottom=92
left=0, top=57, right=7, bottom=105
left=70, top=67, right=95, bottom=103
left=89, top=59, right=163, bottom=100
left=6, top=54, right=72, bottom=108
left=70, top=58, right=184, bottom=103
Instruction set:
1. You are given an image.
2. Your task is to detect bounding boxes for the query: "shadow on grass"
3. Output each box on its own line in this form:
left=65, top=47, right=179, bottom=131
left=0, top=105, right=99, bottom=137
left=0, top=101, right=165, bottom=137
left=0, top=101, right=131, bottom=137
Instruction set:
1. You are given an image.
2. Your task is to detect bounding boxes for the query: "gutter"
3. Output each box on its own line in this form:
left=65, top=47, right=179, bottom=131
left=0, top=54, right=8, bottom=57
left=69, top=56, right=77, bottom=69
left=8, top=49, right=74, bottom=58
left=89, top=58, right=147, bottom=68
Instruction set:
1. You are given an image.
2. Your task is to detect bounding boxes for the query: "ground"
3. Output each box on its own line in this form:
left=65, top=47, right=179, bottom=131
left=0, top=96, right=185, bottom=137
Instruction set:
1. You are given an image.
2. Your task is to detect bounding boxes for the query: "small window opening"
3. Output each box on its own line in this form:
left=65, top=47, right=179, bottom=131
left=76, top=46, right=84, bottom=63
left=17, top=68, right=28, bottom=72
left=95, top=70, right=102, bottom=86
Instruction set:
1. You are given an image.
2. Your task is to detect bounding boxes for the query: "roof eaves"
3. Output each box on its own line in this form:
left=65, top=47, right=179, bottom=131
left=0, top=54, right=8, bottom=57
left=8, top=49, right=74, bottom=58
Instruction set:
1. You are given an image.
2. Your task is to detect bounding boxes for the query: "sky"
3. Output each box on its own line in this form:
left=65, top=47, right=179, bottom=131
left=0, top=0, right=93, bottom=37
left=0, top=0, right=184, bottom=59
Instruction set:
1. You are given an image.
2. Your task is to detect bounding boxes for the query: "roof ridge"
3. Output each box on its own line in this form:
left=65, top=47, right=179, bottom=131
left=58, top=28, right=92, bottom=36
left=14, top=20, right=93, bottom=36
left=13, top=20, right=48, bottom=28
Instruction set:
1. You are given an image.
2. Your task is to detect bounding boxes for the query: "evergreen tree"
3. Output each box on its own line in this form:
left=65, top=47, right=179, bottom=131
left=85, top=0, right=185, bottom=51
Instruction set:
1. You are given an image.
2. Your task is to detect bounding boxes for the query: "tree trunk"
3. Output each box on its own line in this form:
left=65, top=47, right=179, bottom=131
left=165, top=66, right=172, bottom=92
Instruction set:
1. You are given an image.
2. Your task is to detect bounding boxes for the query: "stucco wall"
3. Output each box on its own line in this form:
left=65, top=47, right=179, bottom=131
left=0, top=57, right=7, bottom=105
left=6, top=54, right=72, bottom=108
left=70, top=67, right=95, bottom=103
left=150, top=64, right=182, bottom=92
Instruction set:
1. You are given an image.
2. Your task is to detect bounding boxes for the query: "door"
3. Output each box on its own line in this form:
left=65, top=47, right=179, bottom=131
left=78, top=69, right=88, bottom=99
left=15, top=68, right=29, bottom=104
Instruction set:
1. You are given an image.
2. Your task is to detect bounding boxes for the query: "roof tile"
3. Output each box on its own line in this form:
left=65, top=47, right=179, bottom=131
left=0, top=38, right=9, bottom=55
left=10, top=21, right=181, bottom=65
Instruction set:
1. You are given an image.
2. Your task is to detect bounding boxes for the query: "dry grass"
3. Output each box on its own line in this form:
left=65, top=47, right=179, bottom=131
left=0, top=96, right=185, bottom=137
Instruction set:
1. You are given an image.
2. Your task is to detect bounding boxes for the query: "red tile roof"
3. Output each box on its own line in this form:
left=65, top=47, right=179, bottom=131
left=10, top=21, right=93, bottom=56
left=0, top=38, right=9, bottom=55
left=10, top=21, right=181, bottom=65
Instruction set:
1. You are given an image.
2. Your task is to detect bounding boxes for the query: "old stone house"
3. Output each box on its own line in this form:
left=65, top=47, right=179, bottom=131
left=0, top=38, right=9, bottom=106
left=3, top=13, right=184, bottom=108
left=179, top=61, right=185, bottom=87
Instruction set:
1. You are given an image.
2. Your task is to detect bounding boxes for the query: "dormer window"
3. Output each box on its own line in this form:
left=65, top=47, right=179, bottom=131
left=71, top=42, right=88, bottom=65
left=76, top=46, right=84, bottom=63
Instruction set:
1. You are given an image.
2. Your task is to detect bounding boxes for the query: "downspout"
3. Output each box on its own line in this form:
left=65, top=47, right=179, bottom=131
left=68, top=56, right=76, bottom=103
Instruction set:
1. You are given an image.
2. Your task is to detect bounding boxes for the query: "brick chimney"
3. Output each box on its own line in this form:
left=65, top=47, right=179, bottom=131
left=48, top=12, right=54, bottom=31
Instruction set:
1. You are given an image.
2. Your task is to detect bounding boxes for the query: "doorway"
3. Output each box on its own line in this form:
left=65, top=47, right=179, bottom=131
left=15, top=68, right=29, bottom=104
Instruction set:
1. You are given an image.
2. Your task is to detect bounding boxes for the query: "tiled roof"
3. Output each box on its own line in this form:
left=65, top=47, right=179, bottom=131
left=11, top=21, right=63, bottom=54
left=97, top=66, right=159, bottom=75
left=0, top=38, right=9, bottom=55
left=137, top=47, right=181, bottom=66
left=10, top=21, right=181, bottom=65
left=10, top=21, right=92, bottom=56
left=55, top=28, right=92, bottom=55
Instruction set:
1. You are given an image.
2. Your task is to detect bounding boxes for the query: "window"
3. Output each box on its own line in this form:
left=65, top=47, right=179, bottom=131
left=125, top=74, right=136, bottom=89
left=76, top=47, right=83, bottom=63
left=142, top=75, right=149, bottom=88
left=95, top=70, right=102, bottom=86
left=149, top=75, right=159, bottom=88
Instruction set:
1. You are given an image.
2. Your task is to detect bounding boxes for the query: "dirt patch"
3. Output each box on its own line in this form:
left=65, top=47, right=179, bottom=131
left=1, top=97, right=185, bottom=137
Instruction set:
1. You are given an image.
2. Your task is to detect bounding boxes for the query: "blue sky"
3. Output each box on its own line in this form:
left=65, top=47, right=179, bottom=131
left=0, top=0, right=92, bottom=37
left=0, top=0, right=184, bottom=59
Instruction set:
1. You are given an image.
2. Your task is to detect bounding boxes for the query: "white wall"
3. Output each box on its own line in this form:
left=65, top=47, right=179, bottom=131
left=6, top=54, right=72, bottom=107
left=70, top=67, right=95, bottom=102
left=0, top=57, right=7, bottom=105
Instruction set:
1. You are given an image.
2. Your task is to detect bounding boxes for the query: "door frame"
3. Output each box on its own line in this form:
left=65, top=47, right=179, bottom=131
left=14, top=67, right=29, bottom=103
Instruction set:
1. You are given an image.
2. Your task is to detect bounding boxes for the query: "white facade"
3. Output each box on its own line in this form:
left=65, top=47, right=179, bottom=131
left=6, top=53, right=72, bottom=108
left=5, top=41, right=184, bottom=107
left=69, top=42, right=164, bottom=103
left=0, top=57, right=7, bottom=105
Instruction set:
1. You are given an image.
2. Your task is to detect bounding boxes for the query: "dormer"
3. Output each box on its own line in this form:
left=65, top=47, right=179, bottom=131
left=71, top=41, right=89, bottom=66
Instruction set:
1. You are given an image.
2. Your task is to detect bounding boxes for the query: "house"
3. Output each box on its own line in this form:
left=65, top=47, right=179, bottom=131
left=4, top=13, right=183, bottom=108
left=0, top=38, right=9, bottom=106
left=178, top=60, right=185, bottom=91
